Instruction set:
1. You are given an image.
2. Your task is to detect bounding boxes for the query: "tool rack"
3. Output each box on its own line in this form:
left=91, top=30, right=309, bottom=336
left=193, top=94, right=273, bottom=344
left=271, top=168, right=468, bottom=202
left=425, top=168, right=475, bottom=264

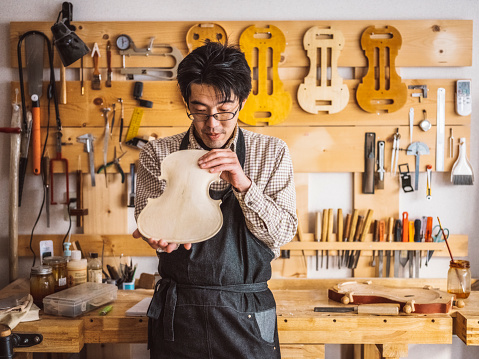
left=10, top=19, right=472, bottom=277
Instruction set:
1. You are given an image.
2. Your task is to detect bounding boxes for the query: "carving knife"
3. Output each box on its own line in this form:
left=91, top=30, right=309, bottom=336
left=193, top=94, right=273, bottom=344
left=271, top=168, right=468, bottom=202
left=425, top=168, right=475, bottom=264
left=378, top=220, right=385, bottom=277
left=425, top=217, right=434, bottom=265
left=326, top=208, right=334, bottom=269
left=337, top=209, right=343, bottom=269
left=408, top=221, right=414, bottom=278
left=348, top=214, right=364, bottom=269
left=321, top=210, right=328, bottom=268
left=343, top=209, right=358, bottom=266
left=399, top=212, right=409, bottom=270
left=352, top=209, right=374, bottom=269
left=314, top=211, right=321, bottom=271
left=341, top=213, right=352, bottom=268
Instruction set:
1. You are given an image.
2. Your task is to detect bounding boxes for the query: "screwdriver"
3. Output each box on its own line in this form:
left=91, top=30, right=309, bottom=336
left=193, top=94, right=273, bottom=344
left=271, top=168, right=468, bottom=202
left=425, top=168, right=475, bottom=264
left=414, top=219, right=422, bottom=278
left=393, top=219, right=402, bottom=278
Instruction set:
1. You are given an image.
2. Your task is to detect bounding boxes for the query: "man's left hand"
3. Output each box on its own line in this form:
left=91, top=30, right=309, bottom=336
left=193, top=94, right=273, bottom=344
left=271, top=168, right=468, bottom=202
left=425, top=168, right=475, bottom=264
left=198, top=149, right=251, bottom=193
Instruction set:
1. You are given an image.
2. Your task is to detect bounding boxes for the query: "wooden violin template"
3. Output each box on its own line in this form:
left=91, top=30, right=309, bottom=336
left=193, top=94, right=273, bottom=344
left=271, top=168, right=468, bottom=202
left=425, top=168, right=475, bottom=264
left=186, top=23, right=227, bottom=53
left=137, top=150, right=223, bottom=244
left=356, top=25, right=407, bottom=113
left=328, top=281, right=458, bottom=314
left=297, top=27, right=349, bottom=114
left=239, top=25, right=292, bottom=126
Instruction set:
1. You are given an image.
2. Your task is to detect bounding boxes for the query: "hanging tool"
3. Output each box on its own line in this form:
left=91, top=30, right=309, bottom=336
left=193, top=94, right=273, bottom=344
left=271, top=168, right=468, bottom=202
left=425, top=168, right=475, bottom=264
left=18, top=112, right=32, bottom=206
left=314, top=303, right=399, bottom=316
left=408, top=221, right=414, bottom=278
left=419, top=110, right=431, bottom=132
left=345, top=210, right=360, bottom=268
left=378, top=220, right=385, bottom=277
left=398, top=163, right=414, bottom=193
left=449, top=128, right=455, bottom=158
left=451, top=137, right=474, bottom=185
left=91, top=42, right=101, bottom=90
left=352, top=209, right=374, bottom=270
left=414, top=219, right=421, bottom=278
left=118, top=98, right=124, bottom=149
left=69, top=158, right=89, bottom=227
left=425, top=217, right=433, bottom=266
left=406, top=141, right=430, bottom=191
left=106, top=40, right=112, bottom=87
left=77, top=134, right=96, bottom=187
left=408, top=84, right=428, bottom=102
left=101, top=107, right=111, bottom=187
left=337, top=209, right=343, bottom=269
left=391, top=128, right=400, bottom=175
left=393, top=219, right=402, bottom=278
left=399, top=212, right=409, bottom=271
left=426, top=165, right=432, bottom=200
left=409, top=108, right=414, bottom=143
left=43, top=156, right=50, bottom=227
left=50, top=131, right=69, bottom=205
left=420, top=216, right=428, bottom=269
left=376, top=141, right=385, bottom=189
left=314, top=212, right=321, bottom=271
left=80, top=57, right=84, bottom=95
left=110, top=103, right=116, bottom=137
left=128, top=163, right=136, bottom=208
left=363, top=133, right=375, bottom=194
left=25, top=33, right=44, bottom=175
left=436, top=88, right=446, bottom=171
left=97, top=147, right=127, bottom=183
left=386, top=217, right=394, bottom=277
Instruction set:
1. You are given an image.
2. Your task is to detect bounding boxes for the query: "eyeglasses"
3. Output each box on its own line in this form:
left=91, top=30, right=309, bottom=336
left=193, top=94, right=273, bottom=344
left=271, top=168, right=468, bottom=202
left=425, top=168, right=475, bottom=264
left=187, top=106, right=240, bottom=122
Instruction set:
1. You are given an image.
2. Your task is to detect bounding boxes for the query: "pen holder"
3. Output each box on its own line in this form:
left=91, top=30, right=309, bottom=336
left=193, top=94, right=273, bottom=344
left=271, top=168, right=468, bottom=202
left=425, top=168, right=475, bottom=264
left=122, top=281, right=135, bottom=290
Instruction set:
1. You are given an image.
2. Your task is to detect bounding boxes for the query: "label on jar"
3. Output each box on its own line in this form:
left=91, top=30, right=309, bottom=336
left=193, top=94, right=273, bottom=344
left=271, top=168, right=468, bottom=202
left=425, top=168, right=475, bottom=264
left=88, top=269, right=103, bottom=283
left=68, top=269, right=87, bottom=287
left=58, top=276, right=67, bottom=287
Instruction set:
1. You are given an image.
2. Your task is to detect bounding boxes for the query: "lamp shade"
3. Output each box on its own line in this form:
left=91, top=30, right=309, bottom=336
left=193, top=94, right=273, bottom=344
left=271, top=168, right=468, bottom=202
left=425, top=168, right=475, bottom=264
left=51, top=20, right=89, bottom=67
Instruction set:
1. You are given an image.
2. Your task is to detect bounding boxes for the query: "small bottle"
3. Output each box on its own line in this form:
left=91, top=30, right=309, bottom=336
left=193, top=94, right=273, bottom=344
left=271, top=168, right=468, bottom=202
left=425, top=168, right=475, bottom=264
left=447, top=260, right=471, bottom=299
left=63, top=242, right=72, bottom=262
left=43, top=256, right=68, bottom=292
left=67, top=250, right=87, bottom=287
left=88, top=253, right=103, bottom=283
left=30, top=265, right=55, bottom=308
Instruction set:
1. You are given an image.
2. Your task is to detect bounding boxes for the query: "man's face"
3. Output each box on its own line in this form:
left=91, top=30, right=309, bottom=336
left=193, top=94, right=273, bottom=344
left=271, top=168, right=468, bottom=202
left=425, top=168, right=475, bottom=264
left=188, top=83, right=244, bottom=149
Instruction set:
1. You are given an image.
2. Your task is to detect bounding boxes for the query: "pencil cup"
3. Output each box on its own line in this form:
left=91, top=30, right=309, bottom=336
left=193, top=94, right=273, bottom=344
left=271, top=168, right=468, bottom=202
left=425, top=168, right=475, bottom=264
left=122, top=281, right=135, bottom=290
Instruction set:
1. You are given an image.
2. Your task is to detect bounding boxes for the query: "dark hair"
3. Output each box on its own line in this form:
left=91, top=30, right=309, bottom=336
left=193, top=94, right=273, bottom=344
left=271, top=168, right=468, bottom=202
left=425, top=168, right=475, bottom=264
left=177, top=42, right=252, bottom=106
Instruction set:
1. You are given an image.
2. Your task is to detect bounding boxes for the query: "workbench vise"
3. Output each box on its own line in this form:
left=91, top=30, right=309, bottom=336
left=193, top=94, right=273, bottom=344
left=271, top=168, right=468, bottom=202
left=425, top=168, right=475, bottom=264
left=0, top=324, right=42, bottom=359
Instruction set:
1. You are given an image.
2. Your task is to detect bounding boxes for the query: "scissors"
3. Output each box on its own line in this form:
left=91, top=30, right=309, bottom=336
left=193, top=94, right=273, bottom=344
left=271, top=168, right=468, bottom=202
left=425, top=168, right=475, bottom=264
left=427, top=225, right=449, bottom=264
left=97, top=147, right=127, bottom=183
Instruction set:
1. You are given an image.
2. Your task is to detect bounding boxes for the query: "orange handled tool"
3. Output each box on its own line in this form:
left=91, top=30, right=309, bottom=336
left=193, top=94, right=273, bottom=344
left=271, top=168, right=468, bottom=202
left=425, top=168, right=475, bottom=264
left=31, top=103, right=41, bottom=175
left=402, top=212, right=409, bottom=242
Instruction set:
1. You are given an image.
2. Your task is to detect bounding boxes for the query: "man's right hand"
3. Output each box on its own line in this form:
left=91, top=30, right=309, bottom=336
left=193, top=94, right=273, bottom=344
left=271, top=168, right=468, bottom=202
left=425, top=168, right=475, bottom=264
left=132, top=229, right=192, bottom=253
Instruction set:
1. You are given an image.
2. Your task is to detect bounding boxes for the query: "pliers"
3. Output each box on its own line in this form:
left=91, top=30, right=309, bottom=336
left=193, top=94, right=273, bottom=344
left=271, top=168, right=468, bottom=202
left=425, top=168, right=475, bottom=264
left=97, top=147, right=127, bottom=183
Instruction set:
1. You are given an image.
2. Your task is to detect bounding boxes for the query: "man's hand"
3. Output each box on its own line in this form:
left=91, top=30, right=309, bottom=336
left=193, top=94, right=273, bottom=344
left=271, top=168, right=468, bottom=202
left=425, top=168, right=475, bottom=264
left=198, top=149, right=251, bottom=193
left=132, top=229, right=192, bottom=253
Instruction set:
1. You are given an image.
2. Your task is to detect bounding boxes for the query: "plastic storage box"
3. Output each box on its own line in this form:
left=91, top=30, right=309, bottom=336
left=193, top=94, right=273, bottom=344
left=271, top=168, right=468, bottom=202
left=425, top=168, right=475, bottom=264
left=43, top=282, right=117, bottom=317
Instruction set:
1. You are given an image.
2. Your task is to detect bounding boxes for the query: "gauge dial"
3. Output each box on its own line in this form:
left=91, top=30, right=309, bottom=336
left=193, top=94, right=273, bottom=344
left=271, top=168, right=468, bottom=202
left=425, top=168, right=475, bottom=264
left=116, top=35, right=131, bottom=50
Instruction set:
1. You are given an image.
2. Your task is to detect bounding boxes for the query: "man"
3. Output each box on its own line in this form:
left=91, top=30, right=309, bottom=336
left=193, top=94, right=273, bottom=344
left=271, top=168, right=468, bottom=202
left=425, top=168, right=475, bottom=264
left=133, top=42, right=297, bottom=358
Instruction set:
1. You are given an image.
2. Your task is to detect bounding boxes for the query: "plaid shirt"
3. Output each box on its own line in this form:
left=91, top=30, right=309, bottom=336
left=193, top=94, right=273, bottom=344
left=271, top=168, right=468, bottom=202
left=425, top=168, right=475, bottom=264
left=135, top=124, right=297, bottom=258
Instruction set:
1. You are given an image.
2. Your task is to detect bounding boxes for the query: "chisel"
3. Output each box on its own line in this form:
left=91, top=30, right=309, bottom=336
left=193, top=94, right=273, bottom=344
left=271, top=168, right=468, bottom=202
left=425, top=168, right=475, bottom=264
left=378, top=220, right=385, bottom=277
left=352, top=209, right=374, bottom=269
left=342, top=213, right=352, bottom=268
left=348, top=214, right=364, bottom=268
left=408, top=221, right=414, bottom=278
left=314, top=211, right=322, bottom=271
left=314, top=303, right=399, bottom=316
left=414, top=219, right=422, bottom=278
left=327, top=208, right=334, bottom=269
left=321, top=210, right=329, bottom=268
left=343, top=210, right=358, bottom=266
left=394, top=219, right=402, bottom=278
left=337, top=209, right=343, bottom=269
left=425, top=217, right=433, bottom=265
left=399, top=212, right=409, bottom=270
left=371, top=220, right=379, bottom=267
left=386, top=217, right=394, bottom=277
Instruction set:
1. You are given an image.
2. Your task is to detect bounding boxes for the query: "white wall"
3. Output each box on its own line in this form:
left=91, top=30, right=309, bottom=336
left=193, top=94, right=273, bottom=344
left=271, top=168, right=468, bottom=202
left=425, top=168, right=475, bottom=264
left=1, top=1, right=478, bottom=358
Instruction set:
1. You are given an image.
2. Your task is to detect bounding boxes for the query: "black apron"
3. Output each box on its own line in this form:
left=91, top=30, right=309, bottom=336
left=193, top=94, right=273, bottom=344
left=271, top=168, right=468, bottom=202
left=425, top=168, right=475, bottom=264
left=147, top=129, right=281, bottom=359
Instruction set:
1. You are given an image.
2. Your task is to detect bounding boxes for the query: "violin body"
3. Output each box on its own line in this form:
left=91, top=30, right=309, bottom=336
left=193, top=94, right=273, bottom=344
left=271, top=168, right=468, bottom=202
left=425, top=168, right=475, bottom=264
left=137, top=150, right=223, bottom=244
left=328, top=281, right=455, bottom=314
left=239, top=25, right=292, bottom=126
left=356, top=25, right=407, bottom=113
left=297, top=27, right=349, bottom=114
left=186, top=23, right=227, bottom=52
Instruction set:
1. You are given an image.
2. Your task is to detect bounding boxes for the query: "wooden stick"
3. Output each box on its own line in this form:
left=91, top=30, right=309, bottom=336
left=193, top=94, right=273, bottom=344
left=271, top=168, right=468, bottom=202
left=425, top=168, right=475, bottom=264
left=437, top=217, right=454, bottom=261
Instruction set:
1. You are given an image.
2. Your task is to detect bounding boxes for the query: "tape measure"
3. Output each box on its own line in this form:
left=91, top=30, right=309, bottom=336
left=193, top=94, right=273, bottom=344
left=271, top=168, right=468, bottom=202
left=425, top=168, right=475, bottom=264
left=125, top=107, right=144, bottom=142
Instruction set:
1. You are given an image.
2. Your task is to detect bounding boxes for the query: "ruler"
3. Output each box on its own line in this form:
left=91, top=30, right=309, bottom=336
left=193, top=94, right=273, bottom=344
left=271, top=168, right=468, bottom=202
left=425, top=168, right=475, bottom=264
left=436, top=88, right=445, bottom=171
left=125, top=107, right=144, bottom=142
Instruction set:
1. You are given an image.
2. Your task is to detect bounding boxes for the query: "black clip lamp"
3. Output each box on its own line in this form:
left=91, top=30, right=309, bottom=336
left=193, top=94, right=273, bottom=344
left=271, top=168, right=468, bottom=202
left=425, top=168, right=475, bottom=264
left=51, top=2, right=89, bottom=67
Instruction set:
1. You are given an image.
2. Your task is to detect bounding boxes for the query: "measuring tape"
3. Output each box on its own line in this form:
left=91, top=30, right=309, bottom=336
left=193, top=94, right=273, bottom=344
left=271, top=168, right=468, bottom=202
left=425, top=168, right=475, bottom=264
left=125, top=107, right=144, bottom=142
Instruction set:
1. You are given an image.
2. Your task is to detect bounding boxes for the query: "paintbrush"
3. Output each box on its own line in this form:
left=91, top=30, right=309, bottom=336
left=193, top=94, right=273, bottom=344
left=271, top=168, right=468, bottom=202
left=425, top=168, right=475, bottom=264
left=451, top=137, right=474, bottom=185
left=91, top=42, right=101, bottom=90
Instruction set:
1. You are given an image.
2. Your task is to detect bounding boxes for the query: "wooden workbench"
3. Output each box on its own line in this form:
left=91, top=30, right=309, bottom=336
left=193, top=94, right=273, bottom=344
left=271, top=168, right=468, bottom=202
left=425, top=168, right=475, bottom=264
left=3, top=278, right=478, bottom=359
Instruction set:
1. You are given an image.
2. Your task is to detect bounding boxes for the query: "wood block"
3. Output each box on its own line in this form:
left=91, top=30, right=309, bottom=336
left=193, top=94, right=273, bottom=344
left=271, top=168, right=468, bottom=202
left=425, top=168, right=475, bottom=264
left=280, top=344, right=325, bottom=358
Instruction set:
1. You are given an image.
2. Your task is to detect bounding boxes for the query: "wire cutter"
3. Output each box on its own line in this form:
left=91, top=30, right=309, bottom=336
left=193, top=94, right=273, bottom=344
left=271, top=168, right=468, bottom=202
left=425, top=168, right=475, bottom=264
left=97, top=147, right=127, bottom=183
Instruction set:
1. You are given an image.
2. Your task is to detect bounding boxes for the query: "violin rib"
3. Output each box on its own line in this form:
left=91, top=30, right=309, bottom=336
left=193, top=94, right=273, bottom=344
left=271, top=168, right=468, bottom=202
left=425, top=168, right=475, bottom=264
left=137, top=150, right=223, bottom=244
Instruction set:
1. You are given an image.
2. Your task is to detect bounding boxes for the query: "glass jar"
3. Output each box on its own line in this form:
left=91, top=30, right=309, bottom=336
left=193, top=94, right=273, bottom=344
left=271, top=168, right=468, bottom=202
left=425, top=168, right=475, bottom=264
left=87, top=253, right=103, bottom=283
left=447, top=260, right=471, bottom=299
left=43, top=256, right=68, bottom=292
left=30, top=266, right=55, bottom=308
